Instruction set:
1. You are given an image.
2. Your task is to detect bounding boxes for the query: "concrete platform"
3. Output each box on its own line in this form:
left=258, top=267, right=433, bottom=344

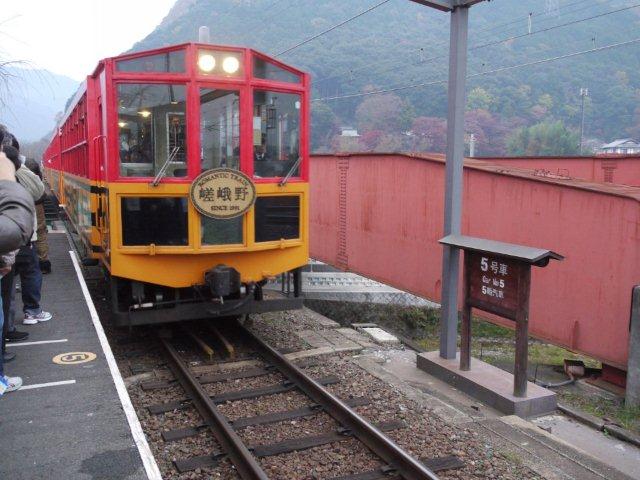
left=417, top=350, right=557, bottom=417
left=0, top=233, right=159, bottom=480
left=360, top=326, right=400, bottom=345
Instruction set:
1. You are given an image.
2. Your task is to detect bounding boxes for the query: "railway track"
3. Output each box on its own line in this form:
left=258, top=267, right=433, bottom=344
left=142, top=319, right=466, bottom=480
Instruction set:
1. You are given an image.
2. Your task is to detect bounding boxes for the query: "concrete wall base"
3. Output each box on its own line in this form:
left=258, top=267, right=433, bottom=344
left=416, top=351, right=557, bottom=418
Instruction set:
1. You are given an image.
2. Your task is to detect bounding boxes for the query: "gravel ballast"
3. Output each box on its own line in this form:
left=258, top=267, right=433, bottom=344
left=92, top=287, right=541, bottom=480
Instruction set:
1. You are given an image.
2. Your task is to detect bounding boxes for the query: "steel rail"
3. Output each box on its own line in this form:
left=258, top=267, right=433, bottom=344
left=237, top=322, right=440, bottom=480
left=158, top=336, right=269, bottom=480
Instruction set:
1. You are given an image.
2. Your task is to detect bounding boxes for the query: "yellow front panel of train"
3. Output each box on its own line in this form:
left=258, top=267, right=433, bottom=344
left=106, top=181, right=309, bottom=288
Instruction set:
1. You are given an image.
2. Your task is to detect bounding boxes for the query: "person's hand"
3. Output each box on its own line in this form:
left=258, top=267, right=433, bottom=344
left=0, top=151, right=17, bottom=181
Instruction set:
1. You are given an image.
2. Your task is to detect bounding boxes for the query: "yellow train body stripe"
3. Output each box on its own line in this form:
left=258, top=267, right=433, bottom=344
left=44, top=168, right=309, bottom=288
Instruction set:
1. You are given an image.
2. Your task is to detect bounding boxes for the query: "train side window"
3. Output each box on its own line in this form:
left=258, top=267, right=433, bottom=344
left=253, top=90, right=301, bottom=179
left=117, top=84, right=187, bottom=178
left=253, top=57, right=301, bottom=84
left=200, top=89, right=240, bottom=172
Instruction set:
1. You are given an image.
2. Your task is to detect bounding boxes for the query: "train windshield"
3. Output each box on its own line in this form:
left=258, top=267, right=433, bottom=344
left=199, top=87, right=243, bottom=246
left=253, top=90, right=301, bottom=179
left=200, top=88, right=240, bottom=172
left=117, top=83, right=188, bottom=178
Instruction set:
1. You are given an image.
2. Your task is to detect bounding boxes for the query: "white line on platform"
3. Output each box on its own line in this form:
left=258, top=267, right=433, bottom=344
left=69, top=251, right=162, bottom=480
left=7, top=339, right=68, bottom=347
left=20, top=379, right=76, bottom=391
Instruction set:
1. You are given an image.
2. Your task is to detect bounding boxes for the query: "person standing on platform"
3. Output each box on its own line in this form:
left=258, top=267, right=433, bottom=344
left=0, top=149, right=35, bottom=395
left=1, top=143, right=52, bottom=343
left=26, top=159, right=51, bottom=274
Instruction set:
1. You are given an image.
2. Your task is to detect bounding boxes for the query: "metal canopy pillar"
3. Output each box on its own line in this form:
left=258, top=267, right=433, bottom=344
left=409, top=0, right=484, bottom=359
left=440, top=4, right=469, bottom=359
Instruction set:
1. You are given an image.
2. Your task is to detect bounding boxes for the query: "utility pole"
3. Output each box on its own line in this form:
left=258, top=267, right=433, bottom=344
left=469, top=133, right=476, bottom=157
left=580, top=87, right=589, bottom=155
left=409, top=0, right=485, bottom=359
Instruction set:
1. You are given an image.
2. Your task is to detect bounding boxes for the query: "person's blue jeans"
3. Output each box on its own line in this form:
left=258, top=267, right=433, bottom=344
left=6, top=244, right=42, bottom=332
left=17, top=244, right=43, bottom=316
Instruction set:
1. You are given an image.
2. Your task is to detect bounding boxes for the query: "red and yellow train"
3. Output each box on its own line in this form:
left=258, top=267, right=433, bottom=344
left=43, top=42, right=310, bottom=326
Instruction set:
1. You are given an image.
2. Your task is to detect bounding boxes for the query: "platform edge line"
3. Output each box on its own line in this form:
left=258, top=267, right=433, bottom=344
left=7, top=338, right=68, bottom=347
left=69, top=251, right=163, bottom=480
left=20, top=379, right=76, bottom=390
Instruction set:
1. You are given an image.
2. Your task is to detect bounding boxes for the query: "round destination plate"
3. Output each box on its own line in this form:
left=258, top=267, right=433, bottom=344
left=190, top=168, right=257, bottom=219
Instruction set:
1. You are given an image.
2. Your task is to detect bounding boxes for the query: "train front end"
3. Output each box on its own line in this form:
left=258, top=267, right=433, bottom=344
left=98, top=44, right=309, bottom=325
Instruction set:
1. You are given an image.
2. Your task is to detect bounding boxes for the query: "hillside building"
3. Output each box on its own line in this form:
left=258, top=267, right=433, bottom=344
left=599, top=138, right=640, bottom=154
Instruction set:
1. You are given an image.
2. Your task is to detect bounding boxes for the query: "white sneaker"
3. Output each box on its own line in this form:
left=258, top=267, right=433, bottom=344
left=0, top=375, right=22, bottom=395
left=23, top=311, right=52, bottom=325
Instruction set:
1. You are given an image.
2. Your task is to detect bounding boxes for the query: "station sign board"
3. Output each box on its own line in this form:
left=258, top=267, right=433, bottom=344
left=439, top=235, right=563, bottom=398
left=467, top=252, right=525, bottom=321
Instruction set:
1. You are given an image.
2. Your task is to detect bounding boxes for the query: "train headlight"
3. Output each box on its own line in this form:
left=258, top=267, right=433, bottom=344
left=198, top=53, right=216, bottom=72
left=222, top=56, right=240, bottom=74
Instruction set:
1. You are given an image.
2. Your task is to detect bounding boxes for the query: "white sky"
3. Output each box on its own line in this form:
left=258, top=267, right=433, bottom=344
left=1, top=0, right=177, bottom=81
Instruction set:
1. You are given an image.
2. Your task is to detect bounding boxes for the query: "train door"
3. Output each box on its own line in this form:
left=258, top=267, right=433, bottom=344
left=95, top=96, right=110, bottom=262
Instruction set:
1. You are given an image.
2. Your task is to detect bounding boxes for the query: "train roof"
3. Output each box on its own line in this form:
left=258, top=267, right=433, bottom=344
left=91, top=42, right=306, bottom=78
left=53, top=41, right=307, bottom=138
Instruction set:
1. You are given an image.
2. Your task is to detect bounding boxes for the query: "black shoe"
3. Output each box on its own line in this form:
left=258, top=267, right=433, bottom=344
left=3, top=351, right=16, bottom=362
left=40, top=259, right=52, bottom=274
left=6, top=330, right=29, bottom=342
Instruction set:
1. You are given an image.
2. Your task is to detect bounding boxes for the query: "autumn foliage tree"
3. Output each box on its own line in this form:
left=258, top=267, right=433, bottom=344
left=506, top=121, right=579, bottom=156
left=311, top=102, right=339, bottom=152
left=355, top=93, right=413, bottom=134
left=409, top=116, right=447, bottom=153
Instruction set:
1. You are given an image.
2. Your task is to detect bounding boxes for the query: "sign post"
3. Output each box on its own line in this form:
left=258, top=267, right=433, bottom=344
left=408, top=0, right=487, bottom=360
left=440, top=235, right=563, bottom=397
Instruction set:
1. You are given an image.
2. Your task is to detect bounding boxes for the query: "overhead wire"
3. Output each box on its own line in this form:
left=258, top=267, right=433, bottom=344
left=469, top=3, right=640, bottom=60
left=312, top=0, right=625, bottom=87
left=314, top=1, right=640, bottom=100
left=274, top=0, right=393, bottom=57
left=311, top=35, right=640, bottom=102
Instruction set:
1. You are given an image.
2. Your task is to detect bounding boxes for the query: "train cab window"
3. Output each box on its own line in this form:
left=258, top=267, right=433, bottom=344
left=253, top=91, right=301, bottom=179
left=253, top=57, right=301, bottom=84
left=117, top=84, right=187, bottom=178
left=254, top=196, right=300, bottom=242
left=121, top=197, right=188, bottom=246
left=116, top=50, right=185, bottom=73
left=200, top=89, right=240, bottom=172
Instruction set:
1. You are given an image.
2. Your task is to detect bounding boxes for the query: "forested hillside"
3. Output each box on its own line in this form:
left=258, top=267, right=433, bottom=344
left=131, top=0, right=640, bottom=155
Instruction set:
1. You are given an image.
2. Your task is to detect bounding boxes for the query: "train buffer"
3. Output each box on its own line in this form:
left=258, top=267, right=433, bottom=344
left=0, top=231, right=158, bottom=479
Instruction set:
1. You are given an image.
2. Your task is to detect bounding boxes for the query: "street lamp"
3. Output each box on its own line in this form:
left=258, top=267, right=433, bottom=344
left=409, top=0, right=486, bottom=359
